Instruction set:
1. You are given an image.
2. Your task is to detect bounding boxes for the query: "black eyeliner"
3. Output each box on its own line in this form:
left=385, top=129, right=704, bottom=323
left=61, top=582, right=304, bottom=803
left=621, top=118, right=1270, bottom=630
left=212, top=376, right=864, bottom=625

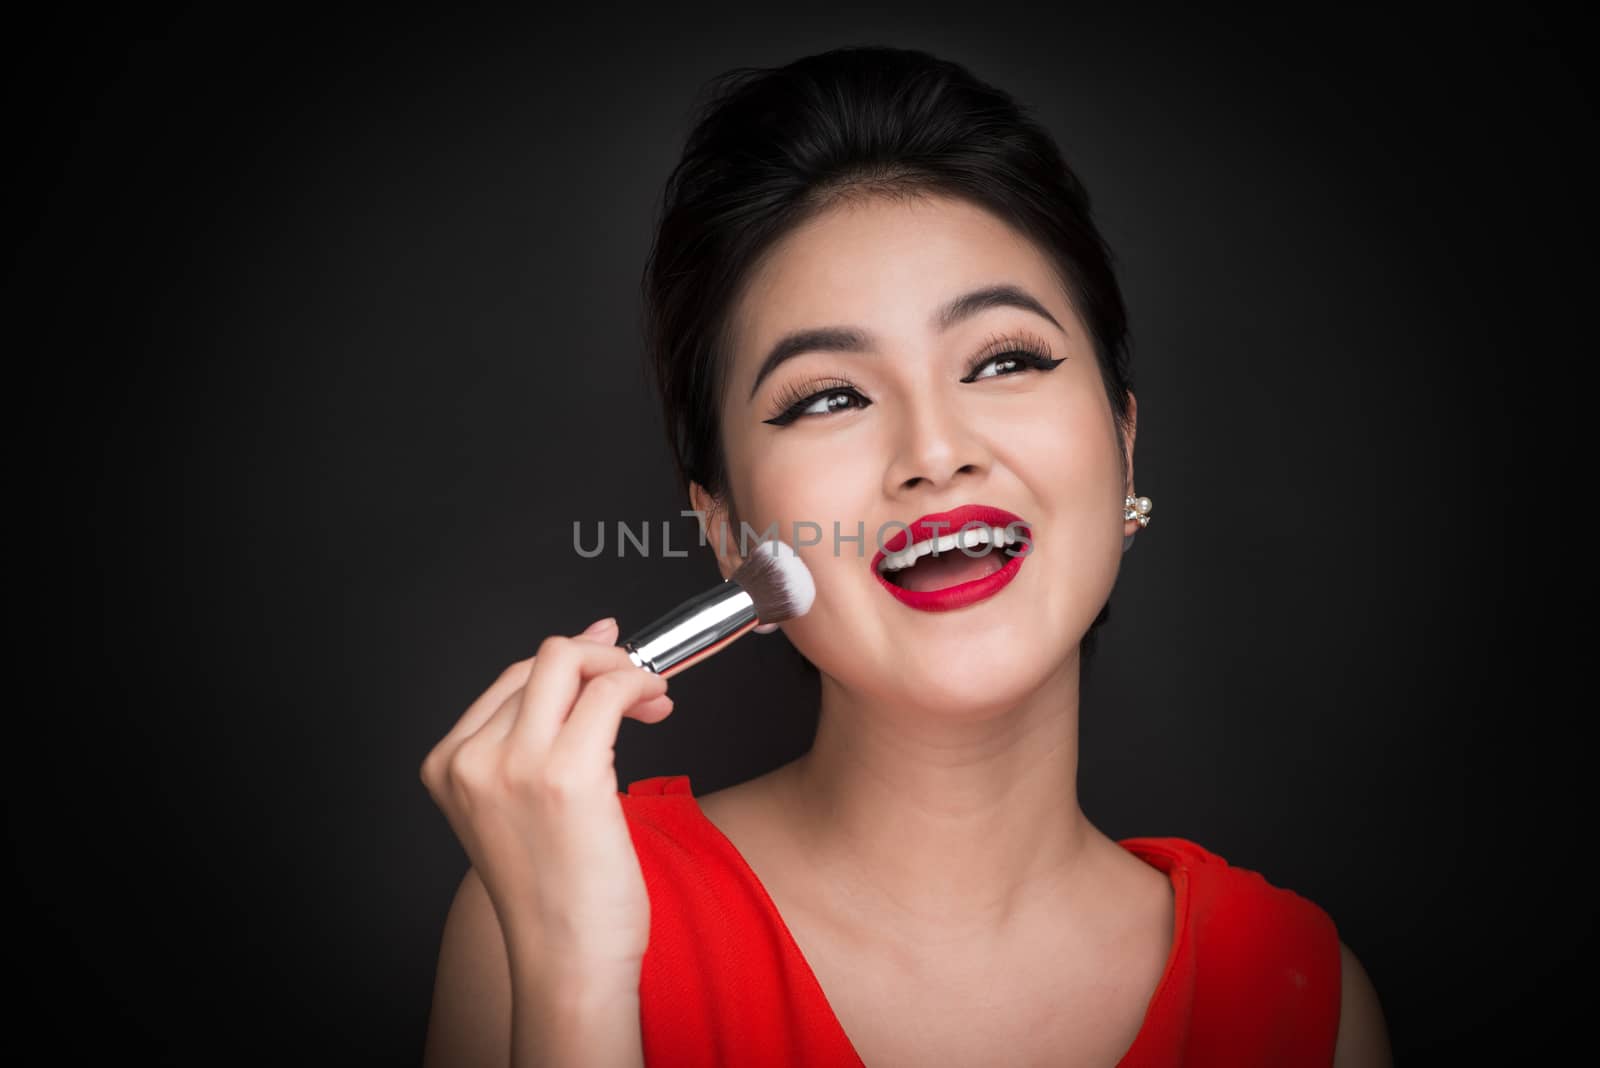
left=960, top=341, right=1064, bottom=382
left=763, top=339, right=1065, bottom=426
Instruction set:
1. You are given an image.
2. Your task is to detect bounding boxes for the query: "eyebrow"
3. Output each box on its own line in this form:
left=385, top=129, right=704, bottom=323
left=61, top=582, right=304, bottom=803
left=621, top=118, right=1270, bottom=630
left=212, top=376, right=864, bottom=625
left=745, top=283, right=1067, bottom=401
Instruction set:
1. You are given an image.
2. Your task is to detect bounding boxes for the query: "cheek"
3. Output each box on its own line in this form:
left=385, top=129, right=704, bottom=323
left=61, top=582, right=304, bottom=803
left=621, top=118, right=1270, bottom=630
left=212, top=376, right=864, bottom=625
left=729, top=434, right=887, bottom=647
left=735, top=434, right=880, bottom=538
left=990, top=391, right=1123, bottom=511
left=989, top=391, right=1127, bottom=617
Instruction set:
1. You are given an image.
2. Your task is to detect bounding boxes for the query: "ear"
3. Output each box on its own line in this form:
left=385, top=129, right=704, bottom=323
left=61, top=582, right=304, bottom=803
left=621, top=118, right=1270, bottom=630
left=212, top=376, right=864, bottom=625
left=1121, top=391, right=1142, bottom=536
left=688, top=480, right=741, bottom=582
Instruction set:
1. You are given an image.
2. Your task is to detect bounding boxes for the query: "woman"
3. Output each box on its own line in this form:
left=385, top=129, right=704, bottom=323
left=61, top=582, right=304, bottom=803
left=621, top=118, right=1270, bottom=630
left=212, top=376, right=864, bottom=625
left=420, top=45, right=1392, bottom=1066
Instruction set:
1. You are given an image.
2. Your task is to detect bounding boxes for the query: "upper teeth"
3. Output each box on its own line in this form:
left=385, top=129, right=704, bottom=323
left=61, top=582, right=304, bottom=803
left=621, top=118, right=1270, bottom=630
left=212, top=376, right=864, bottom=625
left=878, top=525, right=1021, bottom=572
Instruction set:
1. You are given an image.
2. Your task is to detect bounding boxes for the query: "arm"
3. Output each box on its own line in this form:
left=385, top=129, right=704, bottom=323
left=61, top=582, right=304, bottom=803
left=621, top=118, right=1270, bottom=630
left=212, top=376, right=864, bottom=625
left=422, top=867, right=513, bottom=1068
left=1332, top=941, right=1393, bottom=1068
left=422, top=867, right=646, bottom=1068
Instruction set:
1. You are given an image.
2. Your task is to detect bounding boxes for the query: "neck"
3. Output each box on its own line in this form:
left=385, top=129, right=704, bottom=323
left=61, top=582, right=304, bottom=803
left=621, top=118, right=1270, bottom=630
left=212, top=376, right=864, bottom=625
left=774, top=650, right=1099, bottom=948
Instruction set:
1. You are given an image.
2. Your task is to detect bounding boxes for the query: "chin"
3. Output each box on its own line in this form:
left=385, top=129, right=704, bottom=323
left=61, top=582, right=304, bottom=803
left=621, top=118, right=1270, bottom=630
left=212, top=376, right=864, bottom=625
left=793, top=579, right=1093, bottom=711
left=877, top=639, right=1063, bottom=718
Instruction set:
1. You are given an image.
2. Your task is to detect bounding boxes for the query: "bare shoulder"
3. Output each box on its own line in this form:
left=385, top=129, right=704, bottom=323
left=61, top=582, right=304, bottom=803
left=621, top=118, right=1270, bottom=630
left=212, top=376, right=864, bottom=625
left=1333, top=941, right=1393, bottom=1068
left=695, top=766, right=795, bottom=845
left=695, top=766, right=821, bottom=908
left=422, top=867, right=512, bottom=1068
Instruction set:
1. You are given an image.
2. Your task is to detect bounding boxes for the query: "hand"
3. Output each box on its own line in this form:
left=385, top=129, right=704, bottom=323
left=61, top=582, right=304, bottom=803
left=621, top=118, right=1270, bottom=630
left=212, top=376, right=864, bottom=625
left=420, top=617, right=672, bottom=981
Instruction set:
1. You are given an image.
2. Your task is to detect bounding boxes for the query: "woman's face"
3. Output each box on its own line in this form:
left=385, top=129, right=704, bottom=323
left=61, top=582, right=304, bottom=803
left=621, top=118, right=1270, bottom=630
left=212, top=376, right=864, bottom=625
left=694, top=193, right=1136, bottom=715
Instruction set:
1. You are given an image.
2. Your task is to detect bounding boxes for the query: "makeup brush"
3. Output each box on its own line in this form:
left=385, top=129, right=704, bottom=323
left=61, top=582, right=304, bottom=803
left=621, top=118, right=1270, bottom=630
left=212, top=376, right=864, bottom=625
left=620, top=539, right=815, bottom=679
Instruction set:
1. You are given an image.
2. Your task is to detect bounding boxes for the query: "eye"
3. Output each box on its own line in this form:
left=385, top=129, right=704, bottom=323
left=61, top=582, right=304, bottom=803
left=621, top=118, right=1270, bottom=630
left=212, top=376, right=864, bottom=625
left=960, top=334, right=1065, bottom=383
left=762, top=379, right=871, bottom=427
left=966, top=353, right=1029, bottom=380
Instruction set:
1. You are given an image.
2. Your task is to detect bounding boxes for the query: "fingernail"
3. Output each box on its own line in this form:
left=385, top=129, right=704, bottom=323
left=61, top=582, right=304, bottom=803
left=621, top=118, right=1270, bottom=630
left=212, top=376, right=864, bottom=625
left=582, top=616, right=616, bottom=636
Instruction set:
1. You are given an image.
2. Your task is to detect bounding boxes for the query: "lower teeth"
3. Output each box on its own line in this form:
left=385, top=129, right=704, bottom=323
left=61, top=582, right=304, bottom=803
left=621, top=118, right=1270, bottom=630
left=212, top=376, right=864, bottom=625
left=884, top=546, right=1000, bottom=586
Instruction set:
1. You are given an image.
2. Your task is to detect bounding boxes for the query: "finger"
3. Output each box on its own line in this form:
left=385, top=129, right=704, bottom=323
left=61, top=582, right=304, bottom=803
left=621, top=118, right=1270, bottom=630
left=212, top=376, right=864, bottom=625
left=546, top=664, right=668, bottom=769
left=462, top=648, right=651, bottom=753
left=435, top=655, right=536, bottom=756
left=449, top=618, right=618, bottom=750
left=630, top=693, right=675, bottom=724
left=458, top=685, right=525, bottom=752
left=511, top=636, right=643, bottom=751
left=574, top=617, right=619, bottom=646
left=463, top=619, right=628, bottom=751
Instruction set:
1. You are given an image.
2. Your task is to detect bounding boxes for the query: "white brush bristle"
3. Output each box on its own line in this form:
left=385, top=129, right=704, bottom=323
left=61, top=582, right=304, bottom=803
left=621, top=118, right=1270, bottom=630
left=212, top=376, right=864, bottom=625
left=731, top=539, right=815, bottom=625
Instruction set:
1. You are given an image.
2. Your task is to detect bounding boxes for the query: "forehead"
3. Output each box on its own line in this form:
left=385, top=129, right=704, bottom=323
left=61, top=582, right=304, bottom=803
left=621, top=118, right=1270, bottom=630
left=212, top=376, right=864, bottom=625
left=728, top=195, right=1068, bottom=362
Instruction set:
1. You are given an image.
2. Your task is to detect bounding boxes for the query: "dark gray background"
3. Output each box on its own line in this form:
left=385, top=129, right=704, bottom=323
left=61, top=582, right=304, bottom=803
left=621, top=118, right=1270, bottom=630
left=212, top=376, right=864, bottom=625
left=9, top=4, right=1588, bottom=1064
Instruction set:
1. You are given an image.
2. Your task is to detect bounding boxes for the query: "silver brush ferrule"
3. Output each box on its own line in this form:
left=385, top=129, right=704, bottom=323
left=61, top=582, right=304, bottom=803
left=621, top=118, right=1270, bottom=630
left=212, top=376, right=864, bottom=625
left=621, top=581, right=759, bottom=678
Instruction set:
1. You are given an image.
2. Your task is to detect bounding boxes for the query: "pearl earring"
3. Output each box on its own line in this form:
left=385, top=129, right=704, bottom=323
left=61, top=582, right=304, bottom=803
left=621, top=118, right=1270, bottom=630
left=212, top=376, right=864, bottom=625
left=1124, top=494, right=1153, bottom=528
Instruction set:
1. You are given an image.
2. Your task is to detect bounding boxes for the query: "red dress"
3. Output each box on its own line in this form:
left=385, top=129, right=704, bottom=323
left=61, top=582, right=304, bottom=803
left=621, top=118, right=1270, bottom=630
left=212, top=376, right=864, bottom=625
left=618, top=774, right=1341, bottom=1066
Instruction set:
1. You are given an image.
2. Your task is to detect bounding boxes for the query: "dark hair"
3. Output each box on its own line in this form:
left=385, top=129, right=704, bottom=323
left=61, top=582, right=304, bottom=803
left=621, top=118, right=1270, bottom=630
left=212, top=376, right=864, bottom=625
left=640, top=45, right=1136, bottom=665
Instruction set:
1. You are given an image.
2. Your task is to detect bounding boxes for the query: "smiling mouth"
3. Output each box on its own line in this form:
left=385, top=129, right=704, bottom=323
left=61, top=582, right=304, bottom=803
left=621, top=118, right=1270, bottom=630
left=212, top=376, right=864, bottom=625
left=877, top=524, right=1025, bottom=592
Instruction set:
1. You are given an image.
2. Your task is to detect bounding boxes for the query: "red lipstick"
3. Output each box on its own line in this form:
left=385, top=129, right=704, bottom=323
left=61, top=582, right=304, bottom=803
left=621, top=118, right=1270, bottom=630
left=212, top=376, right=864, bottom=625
left=869, top=504, right=1032, bottom=612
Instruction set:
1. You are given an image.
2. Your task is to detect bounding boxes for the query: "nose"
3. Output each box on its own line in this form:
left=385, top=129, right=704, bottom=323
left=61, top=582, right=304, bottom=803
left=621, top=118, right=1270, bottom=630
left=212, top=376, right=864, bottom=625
left=883, top=387, right=989, bottom=495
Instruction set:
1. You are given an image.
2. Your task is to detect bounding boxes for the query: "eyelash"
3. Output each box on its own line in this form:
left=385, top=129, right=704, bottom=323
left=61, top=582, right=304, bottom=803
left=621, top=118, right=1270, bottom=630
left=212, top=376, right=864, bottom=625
left=762, top=331, right=1065, bottom=427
